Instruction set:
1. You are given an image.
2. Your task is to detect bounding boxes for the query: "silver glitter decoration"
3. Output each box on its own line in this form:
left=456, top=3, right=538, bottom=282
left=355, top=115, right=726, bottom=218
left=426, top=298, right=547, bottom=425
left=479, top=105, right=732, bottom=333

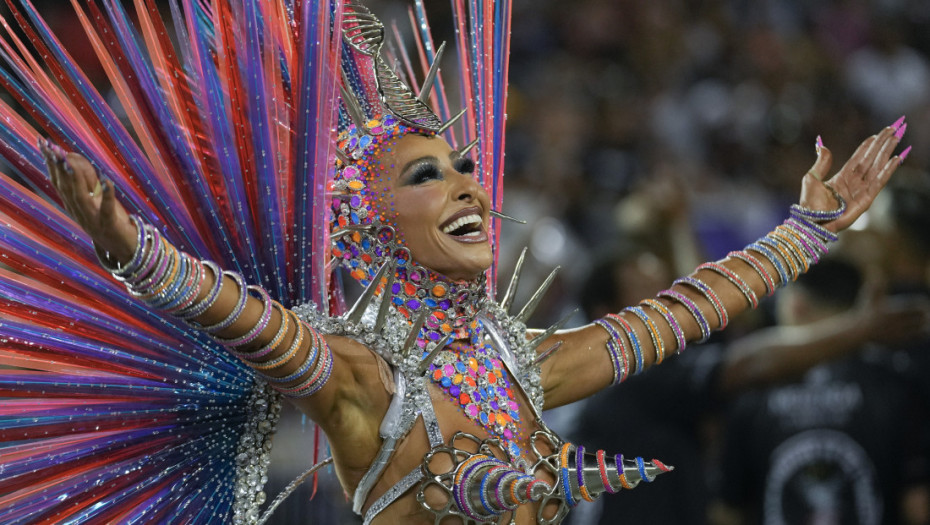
left=232, top=379, right=282, bottom=525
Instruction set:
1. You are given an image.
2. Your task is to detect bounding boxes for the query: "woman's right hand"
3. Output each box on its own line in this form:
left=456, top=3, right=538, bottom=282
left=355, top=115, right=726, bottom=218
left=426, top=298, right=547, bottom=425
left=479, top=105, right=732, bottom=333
left=40, top=140, right=138, bottom=265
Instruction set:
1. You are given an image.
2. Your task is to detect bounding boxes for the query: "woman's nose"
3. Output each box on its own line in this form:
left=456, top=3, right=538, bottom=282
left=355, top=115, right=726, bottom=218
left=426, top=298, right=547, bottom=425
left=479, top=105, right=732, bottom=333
left=452, top=172, right=481, bottom=202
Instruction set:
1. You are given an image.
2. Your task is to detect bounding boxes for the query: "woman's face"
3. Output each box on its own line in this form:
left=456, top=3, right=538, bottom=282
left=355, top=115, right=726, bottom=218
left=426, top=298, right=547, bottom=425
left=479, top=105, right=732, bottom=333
left=369, top=133, right=492, bottom=281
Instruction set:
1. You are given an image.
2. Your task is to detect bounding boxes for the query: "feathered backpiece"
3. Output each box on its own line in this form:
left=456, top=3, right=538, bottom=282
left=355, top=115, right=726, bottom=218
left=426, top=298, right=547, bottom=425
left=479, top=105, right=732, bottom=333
left=0, top=0, right=511, bottom=522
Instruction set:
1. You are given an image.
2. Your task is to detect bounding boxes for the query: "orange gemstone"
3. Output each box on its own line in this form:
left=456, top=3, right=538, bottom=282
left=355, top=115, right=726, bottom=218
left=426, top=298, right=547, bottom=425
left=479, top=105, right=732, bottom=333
left=348, top=180, right=364, bottom=190
left=488, top=413, right=496, bottom=425
left=404, top=282, right=417, bottom=296
left=452, top=374, right=463, bottom=384
left=432, top=285, right=447, bottom=297
left=468, top=358, right=478, bottom=370
left=352, top=232, right=361, bottom=243
left=433, top=370, right=443, bottom=381
left=465, top=377, right=477, bottom=387
left=459, top=393, right=470, bottom=405
left=441, top=323, right=452, bottom=333
left=488, top=373, right=497, bottom=384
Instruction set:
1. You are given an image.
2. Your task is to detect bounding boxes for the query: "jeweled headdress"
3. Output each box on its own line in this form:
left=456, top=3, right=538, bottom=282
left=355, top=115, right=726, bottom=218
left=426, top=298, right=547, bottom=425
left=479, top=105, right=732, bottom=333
left=330, top=0, right=512, bottom=346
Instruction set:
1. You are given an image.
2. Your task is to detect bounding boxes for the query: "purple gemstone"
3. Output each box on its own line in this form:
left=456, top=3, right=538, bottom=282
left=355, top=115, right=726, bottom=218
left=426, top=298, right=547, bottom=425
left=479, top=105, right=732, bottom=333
left=350, top=196, right=361, bottom=207
left=391, top=283, right=401, bottom=294
left=490, top=400, right=499, bottom=411
left=450, top=385, right=461, bottom=396
left=438, top=300, right=452, bottom=310
left=406, top=299, right=421, bottom=310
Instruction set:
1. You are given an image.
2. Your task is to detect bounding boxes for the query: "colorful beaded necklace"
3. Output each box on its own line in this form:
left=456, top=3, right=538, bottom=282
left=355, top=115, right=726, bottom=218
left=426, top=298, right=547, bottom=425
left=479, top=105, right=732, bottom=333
left=428, top=319, right=526, bottom=464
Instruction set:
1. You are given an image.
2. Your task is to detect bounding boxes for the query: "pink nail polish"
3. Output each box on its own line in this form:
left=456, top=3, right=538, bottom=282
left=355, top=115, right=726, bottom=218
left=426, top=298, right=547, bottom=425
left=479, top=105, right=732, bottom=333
left=815, top=135, right=824, bottom=153
left=894, top=123, right=907, bottom=140
left=891, top=115, right=906, bottom=130
left=899, top=145, right=912, bottom=164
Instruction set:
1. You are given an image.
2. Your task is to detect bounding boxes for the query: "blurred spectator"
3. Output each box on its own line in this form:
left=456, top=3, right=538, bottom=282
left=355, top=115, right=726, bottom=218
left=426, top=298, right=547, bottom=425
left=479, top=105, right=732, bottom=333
left=712, top=259, right=930, bottom=525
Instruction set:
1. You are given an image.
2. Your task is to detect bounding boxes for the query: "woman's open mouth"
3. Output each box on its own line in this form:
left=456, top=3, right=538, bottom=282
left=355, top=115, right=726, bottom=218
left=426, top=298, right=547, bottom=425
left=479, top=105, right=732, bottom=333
left=440, top=208, right=488, bottom=243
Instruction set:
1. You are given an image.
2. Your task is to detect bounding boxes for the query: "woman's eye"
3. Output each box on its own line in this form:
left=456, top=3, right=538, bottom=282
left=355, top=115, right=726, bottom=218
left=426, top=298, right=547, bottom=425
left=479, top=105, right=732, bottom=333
left=408, top=162, right=443, bottom=185
left=454, top=157, right=475, bottom=174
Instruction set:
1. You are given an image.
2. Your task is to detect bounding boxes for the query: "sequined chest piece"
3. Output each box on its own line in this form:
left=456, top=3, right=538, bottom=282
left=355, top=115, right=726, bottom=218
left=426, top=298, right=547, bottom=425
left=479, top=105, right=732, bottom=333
left=428, top=321, right=526, bottom=464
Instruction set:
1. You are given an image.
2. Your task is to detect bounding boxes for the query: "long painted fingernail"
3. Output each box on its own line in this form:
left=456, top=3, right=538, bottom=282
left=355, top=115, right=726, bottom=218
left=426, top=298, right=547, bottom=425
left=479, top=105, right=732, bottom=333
left=891, top=115, right=906, bottom=130
left=894, top=123, right=908, bottom=140
left=900, top=145, right=912, bottom=164
left=815, top=135, right=824, bottom=154
left=62, top=158, right=74, bottom=175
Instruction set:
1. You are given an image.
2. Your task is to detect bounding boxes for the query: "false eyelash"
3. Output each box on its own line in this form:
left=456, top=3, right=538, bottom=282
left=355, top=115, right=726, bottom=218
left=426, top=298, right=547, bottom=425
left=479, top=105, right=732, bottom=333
left=408, top=162, right=443, bottom=185
left=454, top=157, right=475, bottom=174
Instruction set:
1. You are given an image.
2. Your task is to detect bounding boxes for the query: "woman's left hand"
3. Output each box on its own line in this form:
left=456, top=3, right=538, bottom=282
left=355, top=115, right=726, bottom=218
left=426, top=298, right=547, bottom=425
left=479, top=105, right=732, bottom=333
left=800, top=119, right=908, bottom=233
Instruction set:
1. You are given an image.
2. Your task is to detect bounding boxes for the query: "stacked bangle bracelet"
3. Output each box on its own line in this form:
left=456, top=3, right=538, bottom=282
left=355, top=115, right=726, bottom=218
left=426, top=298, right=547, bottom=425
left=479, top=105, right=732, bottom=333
left=101, top=216, right=332, bottom=399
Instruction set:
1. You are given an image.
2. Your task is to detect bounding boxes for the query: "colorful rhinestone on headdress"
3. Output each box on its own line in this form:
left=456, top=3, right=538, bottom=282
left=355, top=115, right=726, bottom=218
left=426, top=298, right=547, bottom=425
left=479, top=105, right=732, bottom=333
left=333, top=0, right=486, bottom=346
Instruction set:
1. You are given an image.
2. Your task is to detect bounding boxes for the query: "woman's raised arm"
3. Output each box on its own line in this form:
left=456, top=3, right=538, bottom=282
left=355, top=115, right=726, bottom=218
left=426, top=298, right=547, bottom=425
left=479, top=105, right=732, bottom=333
left=39, top=141, right=386, bottom=430
left=538, top=121, right=907, bottom=409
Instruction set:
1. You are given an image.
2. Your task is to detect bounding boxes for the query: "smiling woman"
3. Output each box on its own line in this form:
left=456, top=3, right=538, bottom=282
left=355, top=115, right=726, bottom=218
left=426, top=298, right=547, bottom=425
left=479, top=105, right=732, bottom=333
left=371, top=134, right=493, bottom=280
left=0, top=0, right=909, bottom=524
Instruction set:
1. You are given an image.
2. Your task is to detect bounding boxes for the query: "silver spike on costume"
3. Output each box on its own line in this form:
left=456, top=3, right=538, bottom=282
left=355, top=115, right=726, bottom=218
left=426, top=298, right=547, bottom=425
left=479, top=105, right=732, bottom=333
left=489, top=209, right=527, bottom=224
left=334, top=147, right=351, bottom=165
left=532, top=341, right=563, bottom=366
left=436, top=107, right=467, bottom=135
left=526, top=308, right=577, bottom=352
left=457, top=137, right=479, bottom=157
left=373, top=265, right=396, bottom=333
left=339, top=81, right=371, bottom=133
left=400, top=310, right=430, bottom=357
left=515, top=266, right=561, bottom=324
left=561, top=444, right=673, bottom=504
left=499, top=247, right=527, bottom=312
left=345, top=261, right=393, bottom=326
left=417, top=334, right=453, bottom=375
left=417, top=42, right=446, bottom=104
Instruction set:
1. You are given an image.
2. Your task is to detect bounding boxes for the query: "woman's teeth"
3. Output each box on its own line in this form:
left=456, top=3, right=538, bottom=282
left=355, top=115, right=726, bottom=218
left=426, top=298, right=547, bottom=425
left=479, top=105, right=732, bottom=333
left=442, top=214, right=482, bottom=235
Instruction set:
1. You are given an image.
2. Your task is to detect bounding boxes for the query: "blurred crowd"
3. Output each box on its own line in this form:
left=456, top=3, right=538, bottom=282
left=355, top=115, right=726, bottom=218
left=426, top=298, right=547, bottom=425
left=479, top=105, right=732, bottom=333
left=496, top=1, right=930, bottom=524
left=5, top=0, right=929, bottom=523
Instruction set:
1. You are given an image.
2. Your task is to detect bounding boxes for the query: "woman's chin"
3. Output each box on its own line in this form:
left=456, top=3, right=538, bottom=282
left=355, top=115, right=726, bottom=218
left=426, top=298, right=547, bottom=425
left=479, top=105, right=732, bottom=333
left=419, top=246, right=493, bottom=282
